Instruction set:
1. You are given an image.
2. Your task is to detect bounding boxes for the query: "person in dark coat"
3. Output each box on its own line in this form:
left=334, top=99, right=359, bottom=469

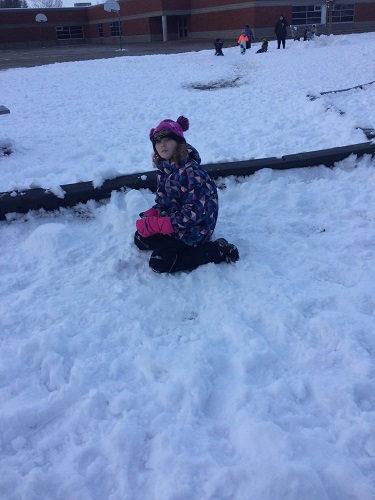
left=274, top=15, right=290, bottom=49
left=244, top=24, right=254, bottom=49
left=214, top=37, right=224, bottom=56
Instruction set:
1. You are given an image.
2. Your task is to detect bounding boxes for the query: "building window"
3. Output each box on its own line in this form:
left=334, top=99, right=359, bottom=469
left=332, top=4, right=354, bottom=23
left=110, top=21, right=122, bottom=36
left=56, top=25, right=84, bottom=40
left=292, top=5, right=322, bottom=25
left=98, top=23, right=104, bottom=37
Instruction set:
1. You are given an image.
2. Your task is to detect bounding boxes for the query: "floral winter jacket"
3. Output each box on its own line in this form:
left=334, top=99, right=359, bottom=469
left=153, top=144, right=218, bottom=247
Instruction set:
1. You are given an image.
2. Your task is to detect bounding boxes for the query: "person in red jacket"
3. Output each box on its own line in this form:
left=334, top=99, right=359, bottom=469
left=237, top=30, right=249, bottom=54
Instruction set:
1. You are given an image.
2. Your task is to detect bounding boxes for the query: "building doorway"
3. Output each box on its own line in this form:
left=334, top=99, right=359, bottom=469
left=178, top=17, right=188, bottom=38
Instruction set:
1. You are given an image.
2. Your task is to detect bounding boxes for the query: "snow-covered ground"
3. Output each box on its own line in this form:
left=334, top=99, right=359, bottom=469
left=1, top=32, right=375, bottom=192
left=0, top=33, right=375, bottom=499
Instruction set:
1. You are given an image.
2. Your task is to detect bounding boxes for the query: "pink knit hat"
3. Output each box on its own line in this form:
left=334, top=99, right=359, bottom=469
left=149, top=116, right=189, bottom=147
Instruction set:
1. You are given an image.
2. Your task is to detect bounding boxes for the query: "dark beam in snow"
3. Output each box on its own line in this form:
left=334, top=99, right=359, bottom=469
left=1, top=142, right=375, bottom=220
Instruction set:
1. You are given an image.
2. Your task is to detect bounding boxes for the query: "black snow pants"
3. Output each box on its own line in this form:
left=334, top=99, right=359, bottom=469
left=134, top=231, right=224, bottom=273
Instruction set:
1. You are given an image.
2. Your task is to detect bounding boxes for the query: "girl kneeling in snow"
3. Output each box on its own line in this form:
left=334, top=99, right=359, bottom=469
left=134, top=116, right=239, bottom=273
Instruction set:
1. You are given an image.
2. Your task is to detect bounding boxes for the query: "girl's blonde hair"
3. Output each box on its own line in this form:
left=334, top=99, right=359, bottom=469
left=152, top=142, right=188, bottom=168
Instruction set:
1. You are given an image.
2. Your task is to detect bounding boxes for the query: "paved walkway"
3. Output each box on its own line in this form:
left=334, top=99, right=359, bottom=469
left=0, top=40, right=218, bottom=70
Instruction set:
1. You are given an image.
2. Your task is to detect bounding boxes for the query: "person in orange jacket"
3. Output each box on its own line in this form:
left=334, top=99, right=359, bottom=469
left=237, top=30, right=249, bottom=54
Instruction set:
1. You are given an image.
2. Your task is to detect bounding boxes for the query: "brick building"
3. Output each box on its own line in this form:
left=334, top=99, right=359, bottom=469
left=1, top=0, right=375, bottom=49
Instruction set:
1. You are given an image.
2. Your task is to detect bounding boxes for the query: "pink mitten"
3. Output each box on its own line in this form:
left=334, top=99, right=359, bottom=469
left=141, top=207, right=160, bottom=218
left=136, top=217, right=174, bottom=238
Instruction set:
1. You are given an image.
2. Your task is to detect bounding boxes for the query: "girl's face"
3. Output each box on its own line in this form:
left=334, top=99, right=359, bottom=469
left=155, top=137, right=178, bottom=160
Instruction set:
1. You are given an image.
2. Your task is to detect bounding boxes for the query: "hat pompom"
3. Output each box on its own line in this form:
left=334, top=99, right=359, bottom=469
left=176, top=116, right=189, bottom=132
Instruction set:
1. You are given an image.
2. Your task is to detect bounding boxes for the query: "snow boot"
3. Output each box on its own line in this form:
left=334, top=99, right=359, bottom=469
left=215, top=238, right=240, bottom=263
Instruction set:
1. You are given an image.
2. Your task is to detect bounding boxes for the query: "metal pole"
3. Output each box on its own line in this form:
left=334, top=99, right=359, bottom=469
left=329, top=1, right=333, bottom=36
left=162, top=15, right=168, bottom=42
left=117, top=10, right=123, bottom=50
left=326, top=0, right=334, bottom=36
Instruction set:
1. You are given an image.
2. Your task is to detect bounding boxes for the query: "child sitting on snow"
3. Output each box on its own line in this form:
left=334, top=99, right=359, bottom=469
left=214, top=38, right=224, bottom=56
left=256, top=38, right=268, bottom=53
left=304, top=25, right=317, bottom=41
left=134, top=116, right=239, bottom=273
left=310, top=24, right=317, bottom=40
